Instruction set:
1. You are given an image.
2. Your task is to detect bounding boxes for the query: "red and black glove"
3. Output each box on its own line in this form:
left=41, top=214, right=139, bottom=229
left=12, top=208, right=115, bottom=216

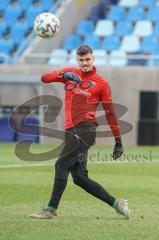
left=113, top=139, right=123, bottom=160
left=59, top=72, right=81, bottom=83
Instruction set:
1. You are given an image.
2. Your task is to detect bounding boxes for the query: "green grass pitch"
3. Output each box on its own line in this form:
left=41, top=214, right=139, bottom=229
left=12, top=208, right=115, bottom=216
left=0, top=144, right=159, bottom=240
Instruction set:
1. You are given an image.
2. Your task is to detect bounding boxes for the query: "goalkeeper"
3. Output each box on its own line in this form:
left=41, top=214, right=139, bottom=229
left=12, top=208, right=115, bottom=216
left=29, top=45, right=130, bottom=219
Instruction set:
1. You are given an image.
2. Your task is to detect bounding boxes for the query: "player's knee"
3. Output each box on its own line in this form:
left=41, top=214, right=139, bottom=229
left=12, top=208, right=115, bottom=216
left=72, top=175, right=87, bottom=186
left=73, top=176, right=80, bottom=186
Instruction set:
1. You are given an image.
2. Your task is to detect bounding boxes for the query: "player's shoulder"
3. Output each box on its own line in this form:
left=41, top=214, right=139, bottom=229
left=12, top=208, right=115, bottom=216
left=93, top=72, right=110, bottom=86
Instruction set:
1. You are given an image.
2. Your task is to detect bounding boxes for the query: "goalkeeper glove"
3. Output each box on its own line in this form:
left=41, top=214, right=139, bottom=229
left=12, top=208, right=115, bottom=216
left=113, top=139, right=123, bottom=160
left=59, top=72, right=81, bottom=83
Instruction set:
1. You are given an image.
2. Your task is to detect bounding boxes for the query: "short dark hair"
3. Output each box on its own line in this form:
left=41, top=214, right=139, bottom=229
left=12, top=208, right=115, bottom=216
left=76, top=45, right=93, bottom=56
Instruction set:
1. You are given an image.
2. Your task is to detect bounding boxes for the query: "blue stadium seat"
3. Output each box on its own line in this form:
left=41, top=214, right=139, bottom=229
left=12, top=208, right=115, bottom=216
left=18, top=0, right=33, bottom=12
left=26, top=6, right=43, bottom=28
left=63, top=34, right=82, bottom=51
left=127, top=6, right=145, bottom=21
left=120, top=36, right=140, bottom=52
left=0, top=22, right=7, bottom=37
left=152, top=59, right=159, bottom=66
left=107, top=6, right=125, bottom=21
left=133, top=21, right=153, bottom=37
left=102, top=36, right=120, bottom=51
left=83, top=35, right=101, bottom=49
left=140, top=36, right=158, bottom=52
left=94, top=57, right=107, bottom=66
left=0, top=38, right=14, bottom=54
left=4, top=5, right=21, bottom=28
left=119, top=0, right=139, bottom=7
left=68, top=58, right=78, bottom=65
left=140, top=0, right=156, bottom=7
left=68, top=49, right=77, bottom=65
left=93, top=49, right=107, bottom=66
left=115, top=21, right=133, bottom=36
left=51, top=48, right=68, bottom=57
left=0, top=0, right=10, bottom=11
left=93, top=49, right=106, bottom=57
left=40, top=0, right=56, bottom=11
left=146, top=7, right=159, bottom=21
left=109, top=50, right=127, bottom=66
left=76, top=20, right=94, bottom=36
left=151, top=48, right=159, bottom=54
left=11, top=22, right=29, bottom=45
left=49, top=58, right=67, bottom=65
left=0, top=116, right=16, bottom=142
left=89, top=4, right=106, bottom=21
left=17, top=117, right=39, bottom=143
left=94, top=20, right=114, bottom=37
left=48, top=48, right=68, bottom=65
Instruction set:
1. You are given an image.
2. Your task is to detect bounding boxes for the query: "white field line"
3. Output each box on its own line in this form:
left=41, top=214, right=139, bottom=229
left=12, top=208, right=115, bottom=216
left=0, top=159, right=158, bottom=169
left=0, top=162, right=53, bottom=169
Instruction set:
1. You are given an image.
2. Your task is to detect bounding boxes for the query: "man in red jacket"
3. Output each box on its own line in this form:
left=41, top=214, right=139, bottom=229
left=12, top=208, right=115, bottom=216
left=29, top=45, right=130, bottom=219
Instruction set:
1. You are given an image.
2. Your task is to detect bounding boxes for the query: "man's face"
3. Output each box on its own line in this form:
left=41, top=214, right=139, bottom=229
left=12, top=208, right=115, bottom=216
left=77, top=53, right=94, bottom=73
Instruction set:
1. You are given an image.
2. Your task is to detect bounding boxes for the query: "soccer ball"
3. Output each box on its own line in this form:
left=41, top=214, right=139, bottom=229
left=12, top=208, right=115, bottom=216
left=34, top=12, right=60, bottom=38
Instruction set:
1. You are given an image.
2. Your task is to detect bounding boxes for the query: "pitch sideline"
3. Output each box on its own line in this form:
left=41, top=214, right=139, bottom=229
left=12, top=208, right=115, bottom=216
left=0, top=160, right=158, bottom=169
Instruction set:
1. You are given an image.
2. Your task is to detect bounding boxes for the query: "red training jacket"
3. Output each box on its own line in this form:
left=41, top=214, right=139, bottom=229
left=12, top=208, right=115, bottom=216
left=41, top=66, right=121, bottom=140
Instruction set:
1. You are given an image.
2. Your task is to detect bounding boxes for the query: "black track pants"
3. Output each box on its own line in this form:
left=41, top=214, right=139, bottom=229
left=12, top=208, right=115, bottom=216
left=48, top=121, right=115, bottom=209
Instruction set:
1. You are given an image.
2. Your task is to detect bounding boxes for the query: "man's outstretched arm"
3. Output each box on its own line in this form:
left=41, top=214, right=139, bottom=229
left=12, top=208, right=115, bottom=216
left=41, top=68, right=81, bottom=84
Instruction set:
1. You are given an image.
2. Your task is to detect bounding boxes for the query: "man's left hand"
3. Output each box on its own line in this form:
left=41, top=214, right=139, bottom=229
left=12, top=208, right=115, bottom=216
left=113, top=140, right=123, bottom=160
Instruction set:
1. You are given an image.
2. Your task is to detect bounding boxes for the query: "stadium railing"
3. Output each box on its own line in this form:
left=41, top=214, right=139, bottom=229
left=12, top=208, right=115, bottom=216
left=20, top=52, right=159, bottom=67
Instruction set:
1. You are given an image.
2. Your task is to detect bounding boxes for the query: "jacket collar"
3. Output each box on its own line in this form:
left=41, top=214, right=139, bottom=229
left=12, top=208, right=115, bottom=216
left=80, top=66, right=96, bottom=77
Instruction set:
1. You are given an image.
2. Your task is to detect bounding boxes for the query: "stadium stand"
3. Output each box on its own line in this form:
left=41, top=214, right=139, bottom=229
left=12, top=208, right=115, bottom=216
left=48, top=0, right=159, bottom=66
left=0, top=0, right=59, bottom=63
left=0, top=115, right=16, bottom=142
left=1, top=0, right=159, bottom=66
left=16, top=116, right=39, bottom=143
left=0, top=114, right=39, bottom=143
